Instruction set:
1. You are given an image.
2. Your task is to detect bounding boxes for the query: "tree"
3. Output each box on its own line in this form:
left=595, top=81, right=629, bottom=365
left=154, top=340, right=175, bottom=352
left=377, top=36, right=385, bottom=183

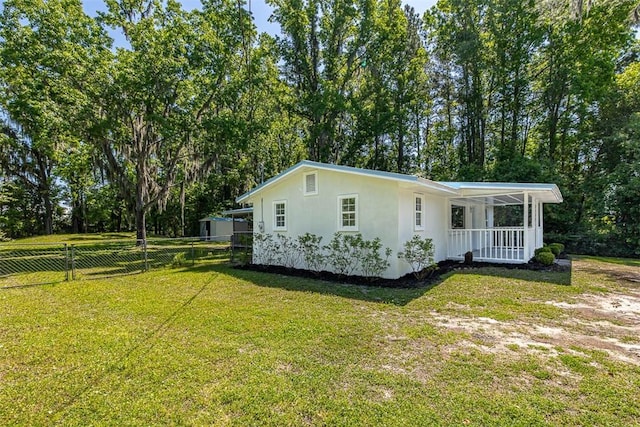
left=0, top=0, right=110, bottom=234
left=353, top=2, right=429, bottom=173
left=425, top=0, right=490, bottom=179
left=269, top=0, right=376, bottom=162
left=93, top=0, right=250, bottom=240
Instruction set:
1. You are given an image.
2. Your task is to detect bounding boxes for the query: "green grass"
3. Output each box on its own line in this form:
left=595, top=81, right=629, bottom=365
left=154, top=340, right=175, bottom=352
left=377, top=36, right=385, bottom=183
left=573, top=254, right=640, bottom=267
left=1, top=255, right=639, bottom=425
left=0, top=234, right=229, bottom=287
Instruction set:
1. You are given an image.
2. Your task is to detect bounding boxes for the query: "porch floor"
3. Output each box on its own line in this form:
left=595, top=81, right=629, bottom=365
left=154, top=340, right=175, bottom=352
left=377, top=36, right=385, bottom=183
left=448, top=247, right=525, bottom=263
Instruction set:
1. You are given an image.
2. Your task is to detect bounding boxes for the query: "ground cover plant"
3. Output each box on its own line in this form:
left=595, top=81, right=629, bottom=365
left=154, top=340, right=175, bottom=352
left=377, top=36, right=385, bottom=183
left=1, top=254, right=639, bottom=425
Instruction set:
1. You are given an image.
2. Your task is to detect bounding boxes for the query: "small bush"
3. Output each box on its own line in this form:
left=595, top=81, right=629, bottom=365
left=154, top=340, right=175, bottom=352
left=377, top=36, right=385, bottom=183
left=253, top=233, right=280, bottom=265
left=324, top=233, right=392, bottom=278
left=276, top=234, right=301, bottom=269
left=464, top=251, right=473, bottom=265
left=298, top=233, right=325, bottom=273
left=359, top=238, right=392, bottom=279
left=535, top=251, right=555, bottom=265
left=535, top=246, right=552, bottom=256
left=170, top=252, right=188, bottom=268
left=398, top=236, right=436, bottom=280
left=548, top=243, right=565, bottom=256
left=324, top=233, right=361, bottom=276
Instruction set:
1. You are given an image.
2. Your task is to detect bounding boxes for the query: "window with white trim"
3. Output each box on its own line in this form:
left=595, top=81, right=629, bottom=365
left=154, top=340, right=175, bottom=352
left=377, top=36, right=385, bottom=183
left=304, top=171, right=318, bottom=196
left=338, top=194, right=358, bottom=231
left=273, top=200, right=287, bottom=231
left=414, top=194, right=425, bottom=230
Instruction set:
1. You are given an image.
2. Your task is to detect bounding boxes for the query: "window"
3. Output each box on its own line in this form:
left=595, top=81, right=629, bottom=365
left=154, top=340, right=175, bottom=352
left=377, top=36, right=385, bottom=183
left=414, top=194, right=425, bottom=230
left=338, top=194, right=358, bottom=231
left=304, top=171, right=318, bottom=195
left=451, top=205, right=465, bottom=229
left=273, top=200, right=287, bottom=231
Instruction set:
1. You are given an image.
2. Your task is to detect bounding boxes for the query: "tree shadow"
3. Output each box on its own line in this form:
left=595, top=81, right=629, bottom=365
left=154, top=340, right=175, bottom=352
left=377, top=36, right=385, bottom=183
left=49, top=275, right=215, bottom=421
left=177, top=263, right=434, bottom=306
left=186, top=260, right=573, bottom=306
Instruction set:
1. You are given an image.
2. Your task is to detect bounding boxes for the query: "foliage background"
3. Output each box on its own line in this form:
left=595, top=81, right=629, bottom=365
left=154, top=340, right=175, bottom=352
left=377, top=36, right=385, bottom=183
left=0, top=0, right=639, bottom=256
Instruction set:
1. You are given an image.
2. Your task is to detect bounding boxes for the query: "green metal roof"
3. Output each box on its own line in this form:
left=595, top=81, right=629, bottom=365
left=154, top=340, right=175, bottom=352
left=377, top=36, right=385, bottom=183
left=236, top=161, right=563, bottom=204
left=236, top=160, right=457, bottom=202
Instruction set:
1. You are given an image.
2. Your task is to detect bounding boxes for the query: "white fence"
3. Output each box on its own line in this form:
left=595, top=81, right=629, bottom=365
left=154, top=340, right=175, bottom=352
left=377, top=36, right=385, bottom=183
left=447, top=227, right=527, bottom=262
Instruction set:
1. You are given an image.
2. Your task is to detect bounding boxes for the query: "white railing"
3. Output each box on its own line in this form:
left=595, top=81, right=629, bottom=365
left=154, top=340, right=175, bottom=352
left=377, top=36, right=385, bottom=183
left=447, top=227, right=527, bottom=262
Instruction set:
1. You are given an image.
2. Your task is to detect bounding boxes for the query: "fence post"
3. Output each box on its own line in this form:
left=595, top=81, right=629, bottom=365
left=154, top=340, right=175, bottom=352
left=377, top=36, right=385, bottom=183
left=191, top=241, right=195, bottom=266
left=64, top=243, right=69, bottom=281
left=71, top=245, right=76, bottom=280
left=143, top=240, right=148, bottom=272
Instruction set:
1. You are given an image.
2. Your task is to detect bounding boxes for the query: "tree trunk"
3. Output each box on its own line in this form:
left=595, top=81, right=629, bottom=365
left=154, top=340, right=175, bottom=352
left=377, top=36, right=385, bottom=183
left=397, top=126, right=405, bottom=173
left=179, top=180, right=186, bottom=237
left=136, top=207, right=146, bottom=242
left=42, top=188, right=54, bottom=235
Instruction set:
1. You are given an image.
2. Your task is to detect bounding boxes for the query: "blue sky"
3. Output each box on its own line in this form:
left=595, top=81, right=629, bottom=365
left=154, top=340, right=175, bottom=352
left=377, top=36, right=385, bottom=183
left=80, top=0, right=438, bottom=46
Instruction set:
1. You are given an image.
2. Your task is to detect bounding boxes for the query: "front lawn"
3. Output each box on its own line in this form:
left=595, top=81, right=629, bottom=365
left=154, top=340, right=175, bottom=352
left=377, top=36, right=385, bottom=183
left=1, top=257, right=639, bottom=425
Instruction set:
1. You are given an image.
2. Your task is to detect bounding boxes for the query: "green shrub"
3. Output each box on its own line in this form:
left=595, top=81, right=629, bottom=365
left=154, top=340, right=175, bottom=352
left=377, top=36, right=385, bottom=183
left=253, top=233, right=280, bottom=265
left=276, top=234, right=300, bottom=268
left=170, top=252, right=188, bottom=268
left=548, top=243, right=564, bottom=256
left=398, top=236, right=436, bottom=279
left=298, top=233, right=325, bottom=273
left=324, top=233, right=392, bottom=277
left=535, top=246, right=552, bottom=256
left=359, top=237, right=392, bottom=279
left=325, top=233, right=361, bottom=275
left=535, top=251, right=555, bottom=265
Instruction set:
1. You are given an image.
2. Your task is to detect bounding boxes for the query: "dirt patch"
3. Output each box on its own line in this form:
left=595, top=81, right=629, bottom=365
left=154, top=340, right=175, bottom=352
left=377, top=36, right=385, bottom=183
left=411, top=259, right=640, bottom=366
left=428, top=311, right=640, bottom=366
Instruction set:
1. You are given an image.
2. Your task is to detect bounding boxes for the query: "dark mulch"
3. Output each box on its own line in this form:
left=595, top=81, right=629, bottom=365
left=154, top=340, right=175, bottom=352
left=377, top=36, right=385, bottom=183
left=234, top=257, right=570, bottom=289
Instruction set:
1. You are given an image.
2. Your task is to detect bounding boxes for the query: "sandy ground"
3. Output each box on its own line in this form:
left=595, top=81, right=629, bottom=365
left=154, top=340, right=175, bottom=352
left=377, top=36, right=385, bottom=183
left=431, top=259, right=640, bottom=366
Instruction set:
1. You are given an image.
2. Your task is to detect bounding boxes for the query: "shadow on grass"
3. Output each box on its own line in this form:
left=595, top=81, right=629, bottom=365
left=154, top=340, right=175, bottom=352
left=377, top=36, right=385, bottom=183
left=192, top=260, right=573, bottom=306
left=213, top=264, right=434, bottom=306
left=51, top=273, right=219, bottom=422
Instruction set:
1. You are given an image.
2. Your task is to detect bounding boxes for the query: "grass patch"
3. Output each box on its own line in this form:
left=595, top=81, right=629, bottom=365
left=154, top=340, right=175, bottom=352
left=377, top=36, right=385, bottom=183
left=0, top=256, right=639, bottom=425
left=573, top=255, right=640, bottom=267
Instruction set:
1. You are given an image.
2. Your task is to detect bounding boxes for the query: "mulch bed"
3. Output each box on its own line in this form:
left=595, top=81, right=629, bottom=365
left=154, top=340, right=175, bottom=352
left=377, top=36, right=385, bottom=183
left=234, top=257, right=570, bottom=289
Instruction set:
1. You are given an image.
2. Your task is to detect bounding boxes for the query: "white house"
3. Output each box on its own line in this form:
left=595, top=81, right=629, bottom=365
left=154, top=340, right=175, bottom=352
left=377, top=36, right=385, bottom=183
left=236, top=160, right=563, bottom=279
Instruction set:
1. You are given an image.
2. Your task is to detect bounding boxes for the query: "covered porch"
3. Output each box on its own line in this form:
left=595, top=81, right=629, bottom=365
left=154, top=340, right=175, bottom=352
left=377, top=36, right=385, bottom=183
left=443, top=183, right=563, bottom=263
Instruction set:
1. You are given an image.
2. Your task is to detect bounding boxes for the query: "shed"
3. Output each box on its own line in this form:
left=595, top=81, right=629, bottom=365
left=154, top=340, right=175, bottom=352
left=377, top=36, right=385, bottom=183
left=199, top=216, right=247, bottom=241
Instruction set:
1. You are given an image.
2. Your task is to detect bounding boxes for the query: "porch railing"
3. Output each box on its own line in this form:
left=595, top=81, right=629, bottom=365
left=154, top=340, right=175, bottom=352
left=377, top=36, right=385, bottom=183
left=447, top=227, right=527, bottom=262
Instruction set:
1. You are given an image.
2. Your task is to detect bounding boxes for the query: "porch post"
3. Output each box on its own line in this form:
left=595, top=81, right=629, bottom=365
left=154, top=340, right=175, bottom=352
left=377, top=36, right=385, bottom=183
left=540, top=201, right=544, bottom=243
left=486, top=205, right=494, bottom=228
left=523, top=192, right=529, bottom=261
left=532, top=198, right=538, bottom=247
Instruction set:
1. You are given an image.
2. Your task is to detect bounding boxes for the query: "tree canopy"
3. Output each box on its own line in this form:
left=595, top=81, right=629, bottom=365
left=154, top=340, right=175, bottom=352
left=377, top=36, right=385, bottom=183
left=0, top=0, right=639, bottom=256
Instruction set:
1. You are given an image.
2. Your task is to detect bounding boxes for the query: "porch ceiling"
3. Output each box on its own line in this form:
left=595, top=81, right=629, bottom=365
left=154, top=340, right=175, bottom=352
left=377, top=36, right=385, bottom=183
left=449, top=193, right=526, bottom=206
left=442, top=182, right=563, bottom=205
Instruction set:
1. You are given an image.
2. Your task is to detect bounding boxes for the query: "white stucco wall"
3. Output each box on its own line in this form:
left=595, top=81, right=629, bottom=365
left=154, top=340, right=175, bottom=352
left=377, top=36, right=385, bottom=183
left=249, top=168, right=405, bottom=278
left=397, top=189, right=448, bottom=274
left=247, top=167, right=455, bottom=279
